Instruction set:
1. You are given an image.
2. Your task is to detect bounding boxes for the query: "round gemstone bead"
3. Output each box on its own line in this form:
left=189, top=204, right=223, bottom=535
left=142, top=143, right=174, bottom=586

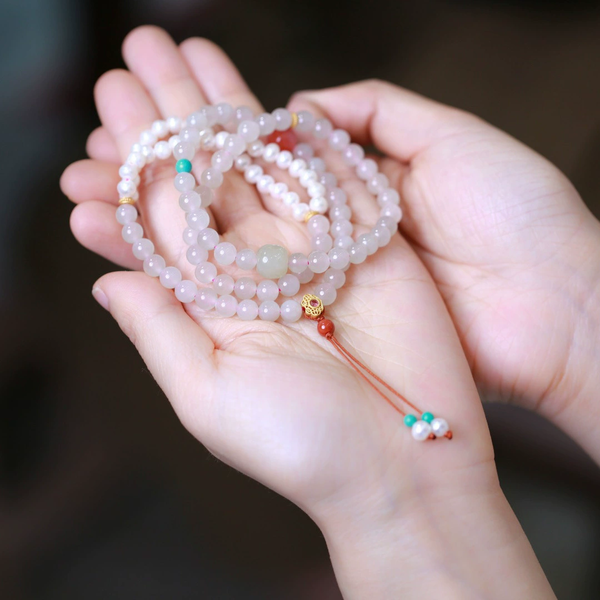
left=331, top=219, right=353, bottom=238
left=404, top=414, right=417, bottom=427
left=323, top=268, right=346, bottom=289
left=367, top=173, right=389, bottom=195
left=213, top=274, right=235, bottom=295
left=174, top=172, right=195, bottom=192
left=259, top=300, right=280, bottom=321
left=314, top=282, right=337, bottom=306
left=357, top=158, right=378, bottom=180
left=358, top=233, right=379, bottom=256
left=272, top=108, right=293, bottom=131
left=214, top=242, right=237, bottom=265
left=159, top=267, right=182, bottom=289
left=372, top=225, right=392, bottom=247
left=195, top=287, right=218, bottom=310
left=198, top=228, right=219, bottom=250
left=132, top=238, right=154, bottom=260
left=201, top=167, right=223, bottom=189
left=238, top=120, right=260, bottom=142
left=186, top=244, right=209, bottom=265
left=176, top=159, right=192, bottom=173
left=116, top=204, right=137, bottom=224
left=328, top=248, right=350, bottom=270
left=186, top=209, right=210, bottom=231
left=122, top=223, right=143, bottom=244
left=381, top=203, right=403, bottom=223
left=234, top=277, right=257, bottom=300
left=195, top=262, right=217, bottom=284
left=236, top=249, right=257, bottom=270
left=183, top=228, right=199, bottom=246
left=266, top=129, right=297, bottom=151
left=179, top=190, right=201, bottom=212
left=297, top=268, right=314, bottom=284
left=422, top=412, right=435, bottom=423
left=308, top=251, right=330, bottom=273
left=288, top=253, right=308, bottom=274
left=237, top=299, right=259, bottom=321
left=307, top=215, right=330, bottom=236
left=349, top=243, right=367, bottom=264
left=377, top=216, right=398, bottom=236
left=311, top=234, right=333, bottom=253
left=143, top=254, right=166, bottom=277
left=378, top=188, right=400, bottom=206
left=280, top=299, right=302, bottom=322
left=211, top=150, right=234, bottom=172
left=215, top=102, right=234, bottom=125
left=256, top=112, right=276, bottom=135
left=313, top=118, right=333, bottom=139
left=257, top=280, right=279, bottom=302
left=329, top=129, right=351, bottom=151
left=175, top=280, right=197, bottom=303
left=278, top=274, right=300, bottom=297
left=295, top=110, right=315, bottom=132
left=216, top=295, right=238, bottom=317
left=334, top=235, right=354, bottom=250
left=256, top=244, right=289, bottom=279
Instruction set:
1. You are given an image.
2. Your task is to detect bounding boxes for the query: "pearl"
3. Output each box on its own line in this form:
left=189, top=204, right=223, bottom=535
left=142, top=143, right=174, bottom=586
left=167, top=116, right=182, bottom=133
left=292, top=203, right=310, bottom=221
left=154, top=140, right=171, bottom=159
left=234, top=154, right=251, bottom=172
left=257, top=244, right=289, bottom=279
left=283, top=191, right=300, bottom=205
left=411, top=420, right=432, bottom=442
left=160, top=267, right=182, bottom=289
left=309, top=196, right=328, bottom=214
left=244, top=165, right=263, bottom=184
left=257, top=175, right=275, bottom=194
left=263, top=143, right=280, bottom=163
left=280, top=299, right=302, bottom=322
left=215, top=130, right=229, bottom=149
left=248, top=140, right=265, bottom=158
left=289, top=158, right=307, bottom=177
left=276, top=150, right=294, bottom=169
left=259, top=300, right=280, bottom=321
left=431, top=418, right=449, bottom=437
left=175, top=280, right=198, bottom=303
left=257, top=280, right=279, bottom=301
left=237, top=299, right=259, bottom=321
left=216, top=295, right=238, bottom=317
left=213, top=274, right=235, bottom=295
left=234, top=277, right=257, bottom=300
left=195, top=288, right=217, bottom=310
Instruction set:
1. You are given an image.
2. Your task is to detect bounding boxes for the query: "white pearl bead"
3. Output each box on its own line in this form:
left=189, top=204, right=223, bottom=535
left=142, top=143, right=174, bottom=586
left=257, top=175, right=275, bottom=194
left=167, top=116, right=182, bottom=134
left=283, top=191, right=300, bottom=205
left=269, top=182, right=288, bottom=199
left=244, top=164, right=263, bottom=184
left=289, top=159, right=307, bottom=177
left=276, top=150, right=294, bottom=170
left=263, top=143, right=280, bottom=163
left=431, top=418, right=449, bottom=437
left=154, top=140, right=171, bottom=159
left=307, top=181, right=326, bottom=199
left=411, top=420, right=432, bottom=441
left=215, top=130, right=229, bottom=149
left=292, top=203, right=310, bottom=221
left=247, top=140, right=264, bottom=158
left=309, top=196, right=328, bottom=214
left=151, top=119, right=169, bottom=138
left=299, top=169, right=317, bottom=188
left=140, top=129, right=157, bottom=146
left=234, top=154, right=251, bottom=172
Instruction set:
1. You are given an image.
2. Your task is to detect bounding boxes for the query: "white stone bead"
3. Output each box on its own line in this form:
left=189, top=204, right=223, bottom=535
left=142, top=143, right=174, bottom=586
left=308, top=157, right=326, bottom=175
left=278, top=274, right=300, bottom=297
left=349, top=243, right=367, bottom=264
left=234, top=106, right=254, bottom=125
left=214, top=242, right=237, bottom=265
left=215, top=102, right=234, bottom=125
left=367, top=173, right=390, bottom=195
left=167, top=116, right=182, bottom=134
left=309, top=196, right=329, bottom=214
left=263, top=143, right=280, bottom=163
left=237, top=299, right=259, bottom=321
left=308, top=251, right=330, bottom=273
left=143, top=254, right=166, bottom=277
left=216, top=295, right=238, bottom=317
left=411, top=421, right=432, bottom=442
left=328, top=188, right=347, bottom=205
left=431, top=418, right=449, bottom=437
left=247, top=140, right=264, bottom=158
left=381, top=203, right=403, bottom=223
left=372, top=225, right=391, bottom=247
left=238, top=120, right=260, bottom=142
left=343, top=143, right=365, bottom=166
left=224, top=133, right=246, bottom=157
left=331, top=219, right=353, bottom=238
left=214, top=274, right=235, bottom=295
left=324, top=268, right=346, bottom=289
left=288, top=253, right=308, bottom=274
left=259, top=300, right=280, bottom=321
left=195, top=288, right=218, bottom=311
left=234, top=154, right=251, bottom=172
left=377, top=216, right=398, bottom=235
left=175, top=280, right=198, bottom=303
left=320, top=172, right=337, bottom=188
left=282, top=191, right=300, bottom=205
left=215, top=130, right=229, bottom=149
left=212, top=149, right=234, bottom=172
left=179, top=126, right=200, bottom=147
left=174, top=172, right=196, bottom=192
left=356, top=158, right=378, bottom=180
left=292, top=203, right=310, bottom=221
left=200, top=105, right=218, bottom=126
left=306, top=215, right=329, bottom=236
left=132, top=238, right=154, bottom=260
left=186, top=111, right=208, bottom=130
left=173, top=141, right=194, bottom=161
left=201, top=168, right=223, bottom=189
left=256, top=112, right=276, bottom=135
left=257, top=280, right=279, bottom=301
left=280, top=300, right=302, bottom=322
left=289, top=158, right=307, bottom=177
left=297, top=268, right=314, bottom=284
left=195, top=261, right=217, bottom=284
left=299, top=169, right=317, bottom=188
left=314, top=282, right=337, bottom=306
left=294, top=143, right=314, bottom=160
left=276, top=150, right=294, bottom=169
left=378, top=188, right=400, bottom=206
left=307, top=181, right=326, bottom=199
left=122, top=223, right=143, bottom=244
left=154, top=140, right=171, bottom=159
left=196, top=186, right=213, bottom=208
left=358, top=233, right=379, bottom=256
left=328, top=248, right=350, bottom=270
left=179, top=190, right=201, bottom=212
left=160, top=266, right=182, bottom=289
left=311, top=234, right=333, bottom=253
left=198, top=228, right=219, bottom=250
left=257, top=175, right=275, bottom=194
left=186, top=243, right=209, bottom=265
left=269, top=182, right=288, bottom=199
left=236, top=249, right=257, bottom=270
left=234, top=277, right=257, bottom=300
left=257, top=245, right=289, bottom=279
left=330, top=205, right=351, bottom=221
left=329, top=129, right=350, bottom=151
left=244, top=164, right=263, bottom=184
left=182, top=227, right=198, bottom=246
left=168, top=135, right=181, bottom=150
left=186, top=209, right=210, bottom=231
left=334, top=235, right=354, bottom=250
left=116, top=204, right=137, bottom=224
left=313, top=118, right=333, bottom=139
left=295, top=110, right=315, bottom=132
left=273, top=107, right=292, bottom=130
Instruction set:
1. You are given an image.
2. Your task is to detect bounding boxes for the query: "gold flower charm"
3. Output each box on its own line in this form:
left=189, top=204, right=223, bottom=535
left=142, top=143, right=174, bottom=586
left=301, top=294, right=324, bottom=319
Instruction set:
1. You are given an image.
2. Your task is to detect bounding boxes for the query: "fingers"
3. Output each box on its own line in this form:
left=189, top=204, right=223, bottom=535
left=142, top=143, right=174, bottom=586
left=70, top=201, right=140, bottom=270
left=86, top=126, right=120, bottom=163
left=61, top=160, right=119, bottom=204
left=289, top=79, right=468, bottom=163
left=92, top=270, right=216, bottom=412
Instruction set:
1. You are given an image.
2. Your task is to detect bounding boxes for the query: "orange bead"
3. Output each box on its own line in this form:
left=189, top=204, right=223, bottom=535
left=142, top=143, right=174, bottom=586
left=318, top=319, right=335, bottom=337
left=267, top=129, right=298, bottom=152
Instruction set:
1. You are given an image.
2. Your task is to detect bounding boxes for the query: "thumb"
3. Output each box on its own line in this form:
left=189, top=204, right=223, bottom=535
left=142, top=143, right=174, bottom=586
left=92, top=270, right=216, bottom=409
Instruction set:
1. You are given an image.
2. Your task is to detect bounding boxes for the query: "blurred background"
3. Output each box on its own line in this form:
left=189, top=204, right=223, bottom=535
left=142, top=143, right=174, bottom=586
left=1, top=0, right=600, bottom=598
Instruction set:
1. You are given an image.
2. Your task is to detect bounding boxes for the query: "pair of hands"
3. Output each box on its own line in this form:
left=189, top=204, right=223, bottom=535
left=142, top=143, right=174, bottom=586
left=61, top=26, right=600, bottom=599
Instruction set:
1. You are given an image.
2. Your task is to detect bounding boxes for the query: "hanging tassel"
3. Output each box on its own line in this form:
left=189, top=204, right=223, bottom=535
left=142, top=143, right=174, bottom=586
left=301, top=294, right=452, bottom=442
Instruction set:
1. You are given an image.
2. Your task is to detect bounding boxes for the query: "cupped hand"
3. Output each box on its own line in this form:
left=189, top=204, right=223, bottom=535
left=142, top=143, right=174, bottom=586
left=291, top=81, right=600, bottom=461
left=60, top=27, right=554, bottom=598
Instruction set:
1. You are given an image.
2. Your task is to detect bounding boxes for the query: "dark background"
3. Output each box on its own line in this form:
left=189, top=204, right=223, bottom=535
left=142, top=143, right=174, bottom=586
left=1, top=0, right=600, bottom=598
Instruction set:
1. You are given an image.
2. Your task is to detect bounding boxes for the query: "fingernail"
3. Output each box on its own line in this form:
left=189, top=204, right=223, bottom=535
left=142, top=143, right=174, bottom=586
left=92, top=286, right=109, bottom=311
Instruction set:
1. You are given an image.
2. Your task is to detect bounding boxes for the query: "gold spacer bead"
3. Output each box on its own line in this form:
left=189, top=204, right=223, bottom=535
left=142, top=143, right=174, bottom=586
left=301, top=294, right=324, bottom=319
left=119, top=197, right=136, bottom=205
left=290, top=112, right=299, bottom=128
left=304, top=210, right=319, bottom=223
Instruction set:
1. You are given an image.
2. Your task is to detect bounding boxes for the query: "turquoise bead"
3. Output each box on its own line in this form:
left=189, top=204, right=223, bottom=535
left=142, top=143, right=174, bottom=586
left=176, top=159, right=192, bottom=173
left=422, top=412, right=434, bottom=423
left=404, top=414, right=417, bottom=427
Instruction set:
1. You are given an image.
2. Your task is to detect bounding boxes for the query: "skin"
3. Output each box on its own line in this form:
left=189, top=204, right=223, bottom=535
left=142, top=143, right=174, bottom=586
left=58, top=24, right=600, bottom=598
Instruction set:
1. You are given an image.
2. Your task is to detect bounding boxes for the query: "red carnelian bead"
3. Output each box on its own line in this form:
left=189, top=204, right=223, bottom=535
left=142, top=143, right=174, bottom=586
left=318, top=319, right=335, bottom=337
left=266, top=129, right=298, bottom=152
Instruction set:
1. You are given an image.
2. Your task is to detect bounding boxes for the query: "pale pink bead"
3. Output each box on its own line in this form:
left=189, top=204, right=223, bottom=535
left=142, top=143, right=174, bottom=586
left=183, top=228, right=198, bottom=246
left=314, top=282, right=337, bottom=306
left=381, top=203, right=403, bottom=223
left=214, top=274, right=235, bottom=295
left=234, top=277, right=257, bottom=300
left=295, top=110, right=315, bottom=132
left=367, top=173, right=389, bottom=195
left=297, top=268, right=314, bottom=284
left=160, top=267, right=182, bottom=289
left=258, top=301, right=280, bottom=321
left=238, top=120, right=260, bottom=142
left=201, top=168, right=223, bottom=189
left=195, top=262, right=217, bottom=283
left=224, top=133, right=246, bottom=157
left=132, top=238, right=154, bottom=260
left=349, top=243, right=367, bottom=264
left=122, top=223, right=143, bottom=243
left=186, top=209, right=210, bottom=231
left=324, top=268, right=346, bottom=289
left=328, top=248, right=350, bottom=270
left=307, top=214, right=329, bottom=236
left=256, top=112, right=276, bottom=135
left=280, top=300, right=302, bottom=322
left=196, top=186, right=213, bottom=208
left=330, top=205, right=351, bottom=221
left=358, top=233, right=379, bottom=256
left=356, top=158, right=378, bottom=181
left=174, top=172, right=196, bottom=192
left=273, top=108, right=292, bottom=130
left=175, top=280, right=198, bottom=303
left=377, top=216, right=398, bottom=235
left=195, top=288, right=218, bottom=311
left=116, top=204, right=137, bottom=224
left=186, top=244, right=209, bottom=265
left=308, top=157, right=326, bottom=174
left=198, top=228, right=219, bottom=250
left=179, top=190, right=201, bottom=212
left=248, top=140, right=264, bottom=157
left=294, top=143, right=314, bottom=160
left=313, top=118, right=333, bottom=139
left=328, top=188, right=347, bottom=205
left=257, top=280, right=279, bottom=301
left=215, top=102, right=234, bottom=125
left=214, top=242, right=237, bottom=265
left=288, top=253, right=308, bottom=274
left=311, top=234, right=333, bottom=253
left=343, top=143, right=365, bottom=166
left=331, top=219, right=353, bottom=238
left=378, top=188, right=400, bottom=206
left=237, top=299, right=259, bottom=321
left=236, top=249, right=257, bottom=270
left=308, top=251, right=330, bottom=273
left=372, top=225, right=392, bottom=247
left=216, top=295, right=238, bottom=317
left=278, top=274, right=300, bottom=297
left=334, top=235, right=354, bottom=250
left=143, top=254, right=165, bottom=277
left=173, top=141, right=194, bottom=160
left=329, top=129, right=351, bottom=151
left=320, top=172, right=337, bottom=188
left=211, top=150, right=233, bottom=172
